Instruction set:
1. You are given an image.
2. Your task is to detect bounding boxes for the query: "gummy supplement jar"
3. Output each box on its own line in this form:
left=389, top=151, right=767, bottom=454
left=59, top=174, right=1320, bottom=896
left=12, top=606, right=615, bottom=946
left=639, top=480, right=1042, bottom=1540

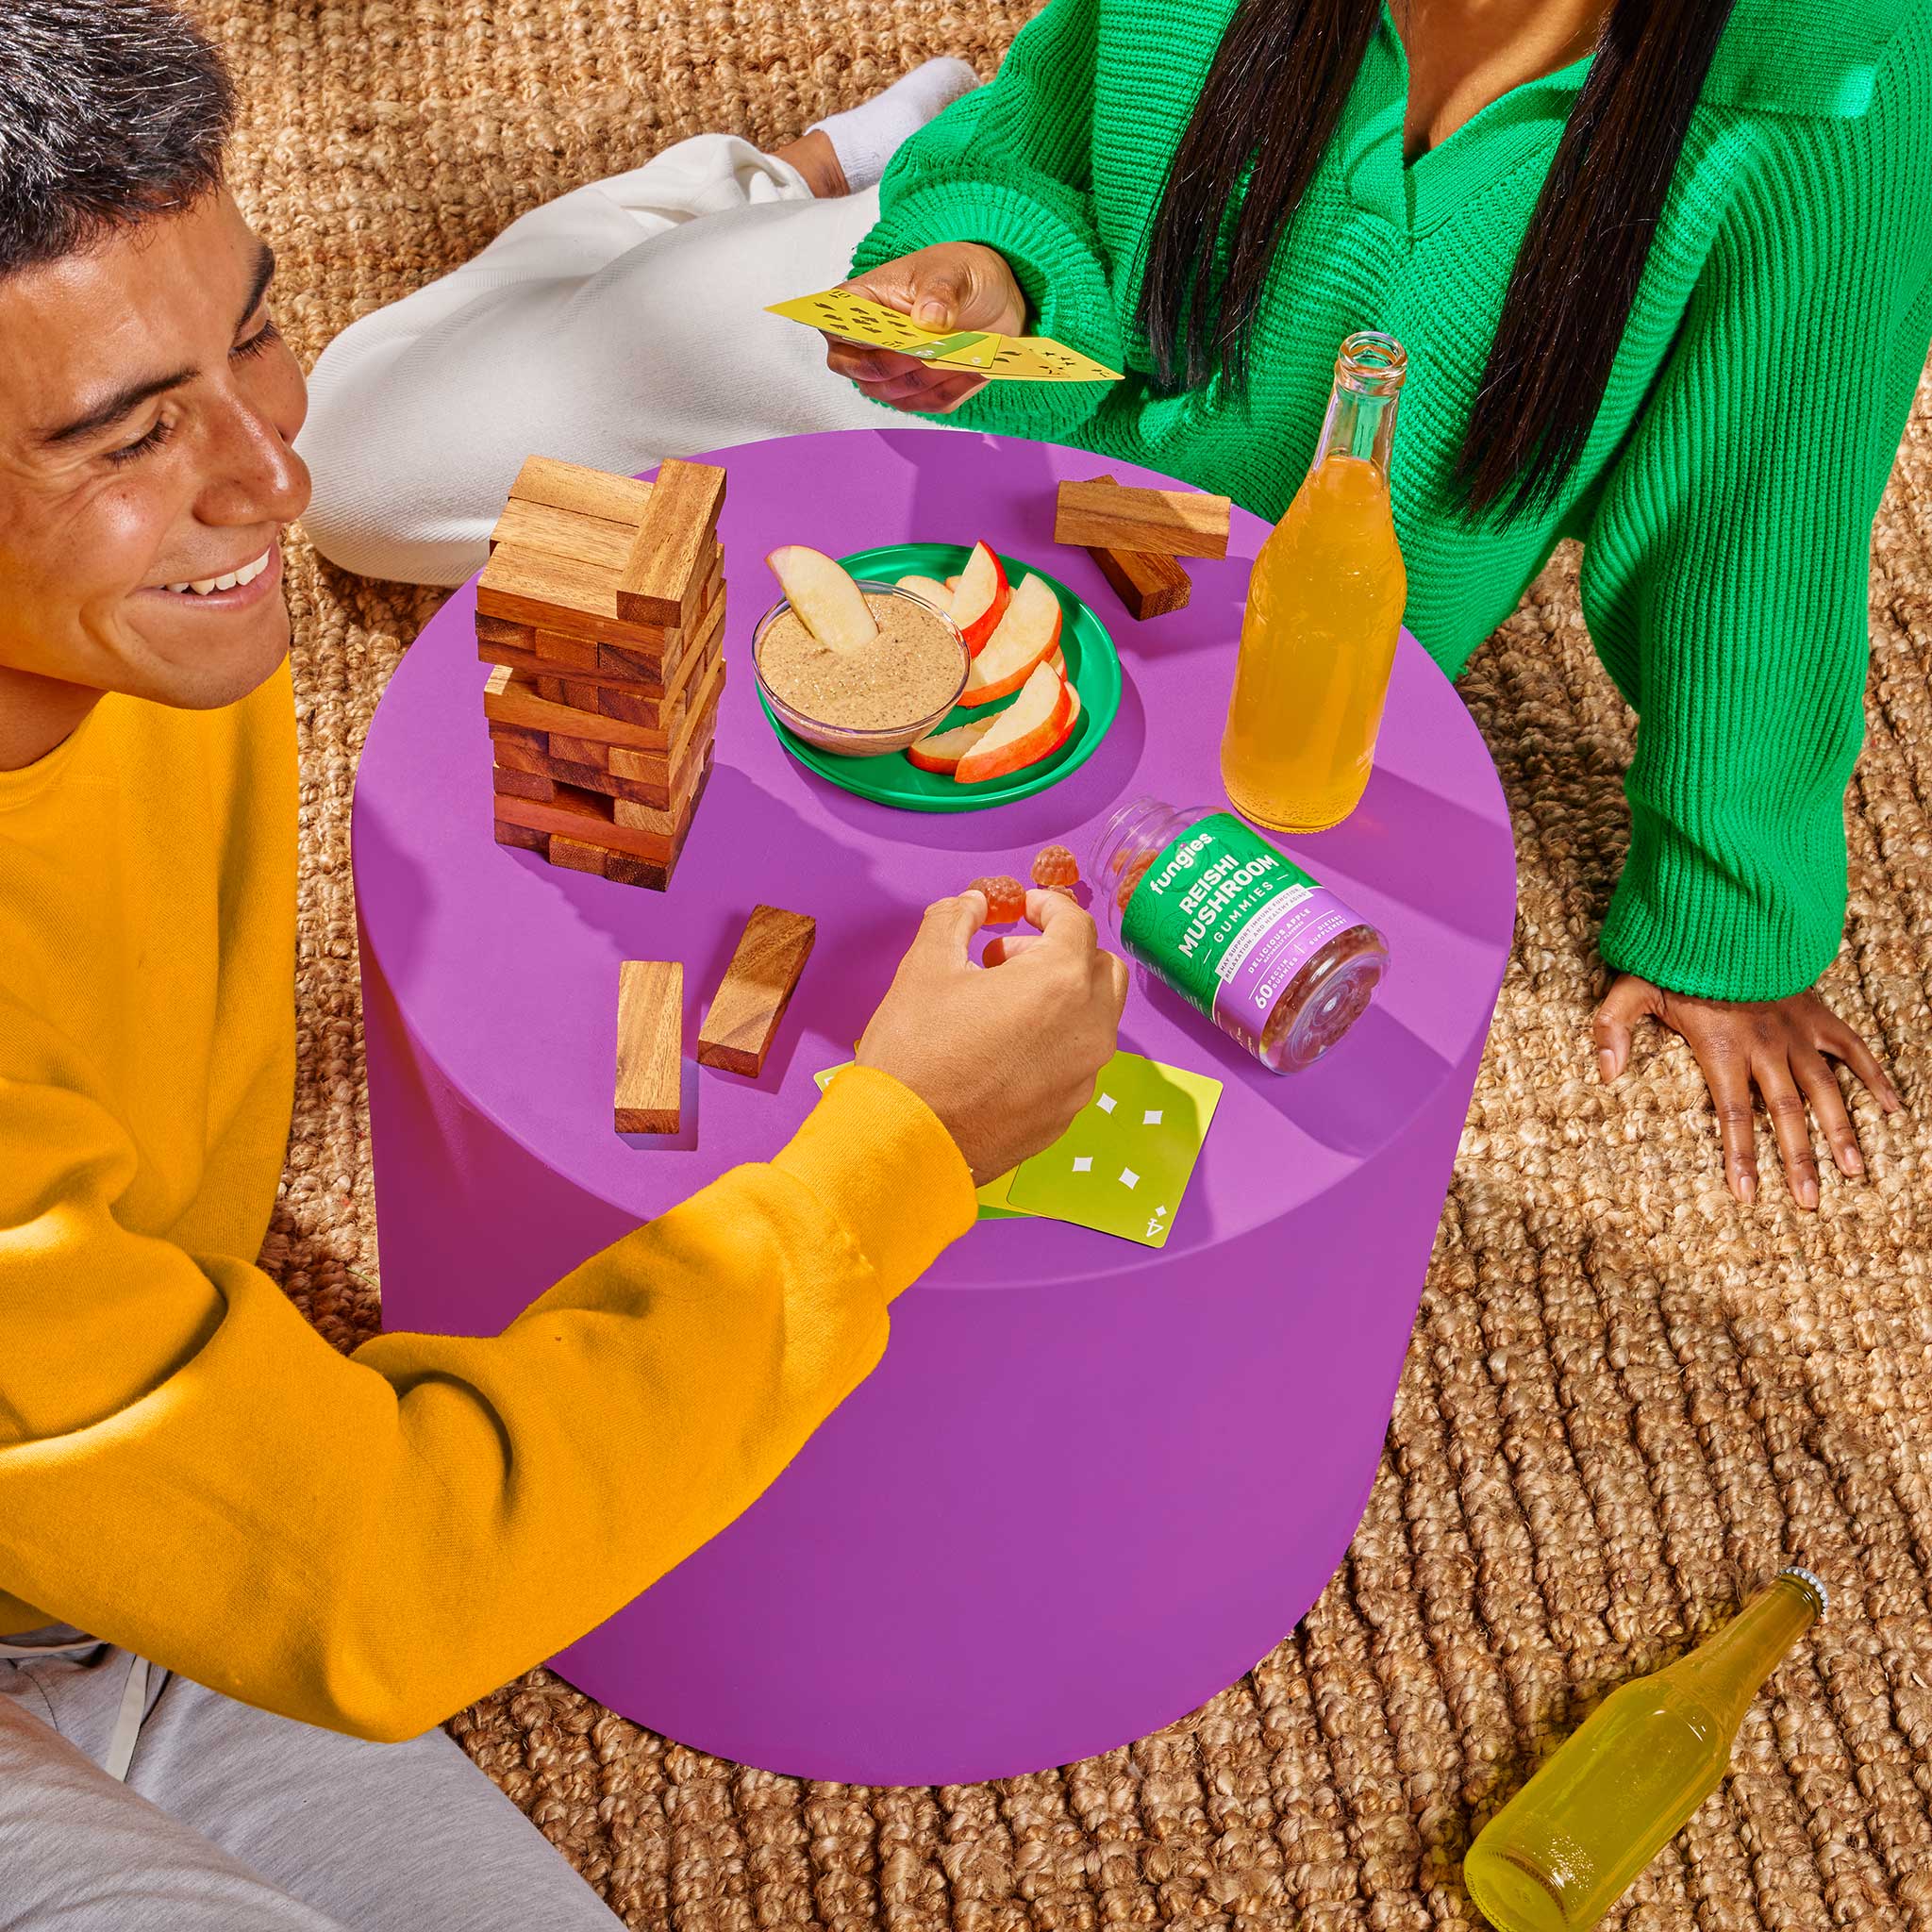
left=1091, top=797, right=1390, bottom=1074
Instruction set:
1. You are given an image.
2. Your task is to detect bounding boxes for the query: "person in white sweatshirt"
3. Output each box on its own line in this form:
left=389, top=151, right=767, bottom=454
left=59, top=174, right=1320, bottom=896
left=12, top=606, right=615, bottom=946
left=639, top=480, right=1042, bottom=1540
left=299, top=62, right=975, bottom=586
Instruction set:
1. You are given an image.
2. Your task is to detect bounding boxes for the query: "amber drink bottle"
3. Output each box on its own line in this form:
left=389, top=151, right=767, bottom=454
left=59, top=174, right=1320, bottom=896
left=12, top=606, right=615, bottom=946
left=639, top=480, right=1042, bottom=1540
left=1463, top=1568, right=1827, bottom=1932
left=1220, top=331, right=1407, bottom=832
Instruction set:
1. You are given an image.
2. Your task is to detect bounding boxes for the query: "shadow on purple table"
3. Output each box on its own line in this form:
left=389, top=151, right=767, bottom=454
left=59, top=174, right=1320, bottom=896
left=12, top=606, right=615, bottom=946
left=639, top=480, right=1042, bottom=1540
left=1334, top=767, right=1514, bottom=945
left=618, top=1055, right=701, bottom=1154
left=1128, top=974, right=1454, bottom=1160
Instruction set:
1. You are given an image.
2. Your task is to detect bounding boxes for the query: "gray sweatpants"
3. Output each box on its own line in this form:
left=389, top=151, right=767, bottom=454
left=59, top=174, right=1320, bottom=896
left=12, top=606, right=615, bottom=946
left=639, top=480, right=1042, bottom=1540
left=0, top=1626, right=620, bottom=1929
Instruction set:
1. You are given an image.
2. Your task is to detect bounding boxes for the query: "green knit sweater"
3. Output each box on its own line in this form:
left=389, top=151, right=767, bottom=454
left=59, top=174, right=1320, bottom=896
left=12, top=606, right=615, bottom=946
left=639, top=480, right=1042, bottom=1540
left=853, top=0, right=1932, bottom=1001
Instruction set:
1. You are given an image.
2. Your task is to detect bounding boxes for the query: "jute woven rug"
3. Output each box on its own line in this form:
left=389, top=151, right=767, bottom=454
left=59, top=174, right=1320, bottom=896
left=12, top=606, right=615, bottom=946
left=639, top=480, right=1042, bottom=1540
left=200, top=0, right=1932, bottom=1923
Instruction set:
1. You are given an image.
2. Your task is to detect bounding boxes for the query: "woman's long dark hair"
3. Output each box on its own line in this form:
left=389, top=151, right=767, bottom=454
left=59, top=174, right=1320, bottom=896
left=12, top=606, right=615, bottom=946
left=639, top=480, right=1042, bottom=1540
left=1138, top=0, right=1739, bottom=521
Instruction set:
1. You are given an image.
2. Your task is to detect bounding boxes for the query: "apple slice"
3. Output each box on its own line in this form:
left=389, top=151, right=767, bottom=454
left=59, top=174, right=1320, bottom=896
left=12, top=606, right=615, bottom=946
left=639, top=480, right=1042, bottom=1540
left=951, top=541, right=1011, bottom=655
left=957, top=574, right=1063, bottom=707
left=1047, top=645, right=1067, bottom=676
left=906, top=714, right=997, bottom=774
left=956, top=663, right=1072, bottom=785
left=896, top=573, right=955, bottom=608
left=945, top=575, right=962, bottom=591
left=768, top=545, right=876, bottom=654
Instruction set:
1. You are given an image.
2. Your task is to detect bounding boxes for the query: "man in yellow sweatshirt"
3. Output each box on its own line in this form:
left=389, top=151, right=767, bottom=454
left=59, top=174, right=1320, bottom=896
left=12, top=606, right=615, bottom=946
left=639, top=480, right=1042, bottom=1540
left=0, top=5, right=1126, bottom=1924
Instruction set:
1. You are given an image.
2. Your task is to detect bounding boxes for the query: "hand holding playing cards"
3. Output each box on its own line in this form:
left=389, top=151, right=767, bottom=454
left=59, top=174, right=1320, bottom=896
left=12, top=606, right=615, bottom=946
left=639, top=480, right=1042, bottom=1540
left=858, top=889, right=1128, bottom=1184
left=825, top=243, right=1025, bottom=414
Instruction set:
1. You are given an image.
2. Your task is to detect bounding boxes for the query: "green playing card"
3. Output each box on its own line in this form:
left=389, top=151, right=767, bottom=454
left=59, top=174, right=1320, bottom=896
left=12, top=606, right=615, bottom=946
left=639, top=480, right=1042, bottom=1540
left=1006, top=1053, right=1223, bottom=1249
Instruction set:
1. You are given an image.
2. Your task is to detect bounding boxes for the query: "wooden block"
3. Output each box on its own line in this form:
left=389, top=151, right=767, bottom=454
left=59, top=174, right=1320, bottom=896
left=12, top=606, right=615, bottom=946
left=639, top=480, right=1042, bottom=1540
left=599, top=761, right=713, bottom=890
left=549, top=835, right=612, bottom=876
left=492, top=819, right=548, bottom=855
left=1079, top=473, right=1193, bottom=620
left=508, top=455, right=655, bottom=526
left=604, top=658, right=724, bottom=788
left=1091, top=544, right=1191, bottom=619
left=486, top=661, right=690, bottom=756
left=547, top=733, right=612, bottom=772
left=475, top=611, right=536, bottom=649
left=594, top=594, right=726, bottom=726
left=611, top=741, right=712, bottom=834
left=477, top=629, right=601, bottom=679
left=598, top=544, right=725, bottom=682
left=476, top=542, right=679, bottom=648
left=614, top=961, right=682, bottom=1134
left=490, top=733, right=712, bottom=862
left=616, top=459, right=726, bottom=625
left=490, top=496, right=637, bottom=575
left=491, top=765, right=558, bottom=803
left=696, top=907, right=817, bottom=1076
left=1053, top=477, right=1230, bottom=558
left=489, top=725, right=552, bottom=777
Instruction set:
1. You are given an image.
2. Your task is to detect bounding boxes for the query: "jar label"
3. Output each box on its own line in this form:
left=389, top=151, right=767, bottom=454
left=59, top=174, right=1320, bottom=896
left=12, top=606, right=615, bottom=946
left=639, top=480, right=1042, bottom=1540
left=1119, top=811, right=1360, bottom=1054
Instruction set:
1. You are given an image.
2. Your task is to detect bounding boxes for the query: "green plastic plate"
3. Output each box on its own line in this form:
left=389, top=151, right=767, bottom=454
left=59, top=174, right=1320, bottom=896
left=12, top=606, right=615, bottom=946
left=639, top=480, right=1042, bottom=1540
left=753, top=542, right=1122, bottom=813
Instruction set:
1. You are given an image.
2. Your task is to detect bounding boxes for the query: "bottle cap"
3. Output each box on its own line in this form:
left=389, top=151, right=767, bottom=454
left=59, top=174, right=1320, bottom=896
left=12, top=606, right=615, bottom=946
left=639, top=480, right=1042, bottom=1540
left=1779, top=1565, right=1829, bottom=1619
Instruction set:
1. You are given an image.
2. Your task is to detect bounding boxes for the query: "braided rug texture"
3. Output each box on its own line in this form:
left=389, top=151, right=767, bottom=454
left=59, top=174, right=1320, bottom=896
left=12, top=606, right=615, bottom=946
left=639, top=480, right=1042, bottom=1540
left=200, top=0, right=1932, bottom=1923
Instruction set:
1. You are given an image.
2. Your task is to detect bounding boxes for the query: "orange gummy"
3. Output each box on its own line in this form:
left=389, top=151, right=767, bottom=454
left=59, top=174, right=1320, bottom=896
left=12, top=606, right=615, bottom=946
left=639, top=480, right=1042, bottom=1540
left=969, top=874, right=1027, bottom=924
left=1030, top=843, right=1079, bottom=889
left=1114, top=851, right=1156, bottom=912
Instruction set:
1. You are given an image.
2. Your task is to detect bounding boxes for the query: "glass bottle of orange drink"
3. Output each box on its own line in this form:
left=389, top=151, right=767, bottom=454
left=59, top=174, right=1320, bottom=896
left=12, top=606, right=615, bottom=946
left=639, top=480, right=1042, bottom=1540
left=1463, top=1567, right=1827, bottom=1932
left=1221, top=331, right=1407, bottom=832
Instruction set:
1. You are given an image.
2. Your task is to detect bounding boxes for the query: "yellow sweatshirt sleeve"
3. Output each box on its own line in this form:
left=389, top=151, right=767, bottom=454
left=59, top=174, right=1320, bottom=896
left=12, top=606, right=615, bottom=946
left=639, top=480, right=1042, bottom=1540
left=0, top=1058, right=974, bottom=1740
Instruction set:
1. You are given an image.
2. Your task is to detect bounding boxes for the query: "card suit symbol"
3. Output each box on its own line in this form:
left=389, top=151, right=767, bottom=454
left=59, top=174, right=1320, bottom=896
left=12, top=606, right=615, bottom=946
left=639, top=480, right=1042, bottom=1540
left=1096, top=1092, right=1117, bottom=1114
left=1072, top=1156, right=1092, bottom=1173
left=1119, top=1167, right=1140, bottom=1190
left=1142, top=1108, right=1163, bottom=1125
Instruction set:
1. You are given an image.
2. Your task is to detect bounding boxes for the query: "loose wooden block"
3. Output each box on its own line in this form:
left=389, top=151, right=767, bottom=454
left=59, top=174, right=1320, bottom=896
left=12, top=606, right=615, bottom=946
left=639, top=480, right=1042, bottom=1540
left=614, top=961, right=683, bottom=1134
left=1053, top=477, right=1231, bottom=559
left=1079, top=473, right=1193, bottom=620
left=491, top=765, right=558, bottom=803
left=490, top=495, right=636, bottom=575
left=508, top=455, right=655, bottom=526
left=696, top=906, right=818, bottom=1077
left=616, top=459, right=726, bottom=625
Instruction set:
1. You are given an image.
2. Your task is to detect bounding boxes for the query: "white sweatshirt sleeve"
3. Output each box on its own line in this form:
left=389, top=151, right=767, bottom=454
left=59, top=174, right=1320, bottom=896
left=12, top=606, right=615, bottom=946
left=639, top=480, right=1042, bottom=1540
left=296, top=134, right=891, bottom=586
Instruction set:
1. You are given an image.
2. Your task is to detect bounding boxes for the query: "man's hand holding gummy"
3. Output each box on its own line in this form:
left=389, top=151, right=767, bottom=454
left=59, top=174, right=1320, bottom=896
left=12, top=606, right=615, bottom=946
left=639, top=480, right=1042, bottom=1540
left=859, top=888, right=1130, bottom=1186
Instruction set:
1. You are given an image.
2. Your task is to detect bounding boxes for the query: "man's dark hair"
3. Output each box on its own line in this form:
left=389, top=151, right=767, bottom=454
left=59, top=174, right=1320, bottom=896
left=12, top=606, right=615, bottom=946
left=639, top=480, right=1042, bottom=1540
left=0, top=0, right=235, bottom=279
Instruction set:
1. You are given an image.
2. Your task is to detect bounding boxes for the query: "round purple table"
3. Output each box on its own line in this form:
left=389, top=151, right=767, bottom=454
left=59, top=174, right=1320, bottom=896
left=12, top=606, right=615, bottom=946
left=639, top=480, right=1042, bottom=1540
left=353, top=426, right=1515, bottom=1785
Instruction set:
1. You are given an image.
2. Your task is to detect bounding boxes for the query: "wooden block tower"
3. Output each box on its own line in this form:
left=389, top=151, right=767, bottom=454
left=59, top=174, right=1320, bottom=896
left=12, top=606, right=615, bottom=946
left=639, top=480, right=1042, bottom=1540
left=478, top=455, right=727, bottom=890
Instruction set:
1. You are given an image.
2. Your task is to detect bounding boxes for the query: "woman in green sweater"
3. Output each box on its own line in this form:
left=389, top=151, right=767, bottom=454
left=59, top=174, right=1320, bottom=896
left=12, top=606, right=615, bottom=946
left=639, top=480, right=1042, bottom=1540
left=827, top=0, right=1931, bottom=1209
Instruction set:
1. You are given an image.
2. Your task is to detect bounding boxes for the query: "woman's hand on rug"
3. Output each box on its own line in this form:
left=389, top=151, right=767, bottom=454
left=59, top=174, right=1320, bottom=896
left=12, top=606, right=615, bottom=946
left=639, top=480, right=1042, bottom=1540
left=1593, top=974, right=1903, bottom=1209
left=825, top=244, right=1025, bottom=413
left=858, top=889, right=1127, bottom=1184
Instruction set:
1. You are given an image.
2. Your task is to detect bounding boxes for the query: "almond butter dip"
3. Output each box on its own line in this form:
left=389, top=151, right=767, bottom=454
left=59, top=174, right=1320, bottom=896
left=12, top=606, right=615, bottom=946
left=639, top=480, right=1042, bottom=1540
left=758, top=591, right=964, bottom=732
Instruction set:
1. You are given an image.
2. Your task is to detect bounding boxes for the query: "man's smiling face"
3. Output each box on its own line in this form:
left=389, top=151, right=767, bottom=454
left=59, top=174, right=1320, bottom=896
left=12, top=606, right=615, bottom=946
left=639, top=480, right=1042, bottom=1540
left=0, top=189, right=309, bottom=711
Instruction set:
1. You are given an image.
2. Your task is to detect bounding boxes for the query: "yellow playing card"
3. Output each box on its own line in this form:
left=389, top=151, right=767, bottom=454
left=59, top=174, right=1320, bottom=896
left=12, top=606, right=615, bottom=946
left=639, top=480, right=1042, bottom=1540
left=768, top=290, right=1122, bottom=384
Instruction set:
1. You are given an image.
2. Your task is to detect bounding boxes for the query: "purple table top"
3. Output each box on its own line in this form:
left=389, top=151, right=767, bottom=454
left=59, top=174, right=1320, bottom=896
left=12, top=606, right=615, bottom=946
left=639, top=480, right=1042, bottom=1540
left=358, top=428, right=1511, bottom=1275
left=353, top=426, right=1518, bottom=1780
